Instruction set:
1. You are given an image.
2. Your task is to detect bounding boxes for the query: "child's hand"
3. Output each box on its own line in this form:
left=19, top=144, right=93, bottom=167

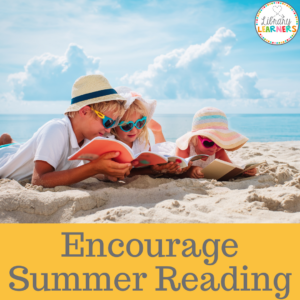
left=243, top=167, right=257, bottom=176
left=151, top=162, right=181, bottom=174
left=91, top=152, right=132, bottom=179
left=186, top=166, right=204, bottom=179
left=94, top=159, right=138, bottom=182
left=174, top=161, right=193, bottom=175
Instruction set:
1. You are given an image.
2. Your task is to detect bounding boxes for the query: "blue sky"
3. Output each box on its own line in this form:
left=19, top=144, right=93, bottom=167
left=0, top=0, right=299, bottom=114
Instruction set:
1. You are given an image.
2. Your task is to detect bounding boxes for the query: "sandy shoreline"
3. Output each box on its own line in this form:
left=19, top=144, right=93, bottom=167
left=0, top=141, right=300, bottom=223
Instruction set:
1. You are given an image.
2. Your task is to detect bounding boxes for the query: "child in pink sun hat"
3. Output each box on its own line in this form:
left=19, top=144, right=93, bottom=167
left=175, top=107, right=257, bottom=179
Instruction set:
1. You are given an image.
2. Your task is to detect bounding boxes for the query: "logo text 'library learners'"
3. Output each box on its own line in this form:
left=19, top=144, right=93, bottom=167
left=255, top=1, right=298, bottom=45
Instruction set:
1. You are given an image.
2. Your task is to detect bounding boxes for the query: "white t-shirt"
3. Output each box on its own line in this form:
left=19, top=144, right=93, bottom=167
left=0, top=116, right=88, bottom=181
left=132, top=139, right=150, bottom=155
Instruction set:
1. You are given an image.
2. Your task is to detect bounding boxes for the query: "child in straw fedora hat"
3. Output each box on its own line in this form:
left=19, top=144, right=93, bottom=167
left=0, top=75, right=137, bottom=187
left=175, top=107, right=257, bottom=179
left=108, top=87, right=184, bottom=177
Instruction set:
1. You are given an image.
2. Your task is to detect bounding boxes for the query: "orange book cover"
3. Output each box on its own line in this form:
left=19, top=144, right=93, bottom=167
left=68, top=137, right=167, bottom=168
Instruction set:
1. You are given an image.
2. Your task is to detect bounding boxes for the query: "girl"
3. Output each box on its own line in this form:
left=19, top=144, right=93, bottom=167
left=110, top=87, right=184, bottom=177
left=175, top=107, right=257, bottom=179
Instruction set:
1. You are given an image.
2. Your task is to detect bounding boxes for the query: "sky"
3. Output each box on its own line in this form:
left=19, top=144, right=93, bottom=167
left=0, top=0, right=299, bottom=114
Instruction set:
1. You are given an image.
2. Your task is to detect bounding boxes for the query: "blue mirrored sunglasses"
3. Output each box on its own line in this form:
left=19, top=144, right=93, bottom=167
left=118, top=116, right=147, bottom=132
left=91, top=107, right=117, bottom=129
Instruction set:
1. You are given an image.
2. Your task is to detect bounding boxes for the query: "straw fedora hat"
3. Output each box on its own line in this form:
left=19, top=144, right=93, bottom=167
left=114, top=86, right=156, bottom=124
left=176, top=107, right=248, bottom=151
left=65, top=75, right=126, bottom=113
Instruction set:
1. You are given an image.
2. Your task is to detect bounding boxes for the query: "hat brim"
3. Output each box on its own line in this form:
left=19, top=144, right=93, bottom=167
left=64, top=93, right=126, bottom=114
left=176, top=128, right=248, bottom=151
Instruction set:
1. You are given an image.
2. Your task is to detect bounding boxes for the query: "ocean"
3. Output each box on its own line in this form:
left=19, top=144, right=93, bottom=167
left=0, top=114, right=300, bottom=144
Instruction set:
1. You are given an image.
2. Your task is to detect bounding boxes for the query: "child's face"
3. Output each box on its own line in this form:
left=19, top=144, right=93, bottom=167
left=84, top=109, right=119, bottom=140
left=196, top=136, right=220, bottom=156
left=115, top=111, right=143, bottom=144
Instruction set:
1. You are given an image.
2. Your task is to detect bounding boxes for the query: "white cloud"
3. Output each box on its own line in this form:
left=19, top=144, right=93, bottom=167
left=7, top=44, right=102, bottom=101
left=261, top=89, right=276, bottom=99
left=266, top=91, right=300, bottom=108
left=121, top=27, right=236, bottom=100
left=1, top=27, right=299, bottom=114
left=221, top=65, right=261, bottom=99
left=260, top=89, right=299, bottom=108
left=228, top=91, right=300, bottom=110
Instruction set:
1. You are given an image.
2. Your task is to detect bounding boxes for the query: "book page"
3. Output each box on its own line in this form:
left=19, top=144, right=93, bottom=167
left=68, top=137, right=135, bottom=163
left=164, top=154, right=209, bottom=168
left=234, top=161, right=267, bottom=177
left=202, top=159, right=243, bottom=180
left=134, top=152, right=168, bottom=168
left=186, top=154, right=209, bottom=163
left=165, top=156, right=188, bottom=168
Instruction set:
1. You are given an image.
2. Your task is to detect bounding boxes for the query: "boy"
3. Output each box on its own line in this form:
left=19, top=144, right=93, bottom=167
left=0, top=75, right=135, bottom=187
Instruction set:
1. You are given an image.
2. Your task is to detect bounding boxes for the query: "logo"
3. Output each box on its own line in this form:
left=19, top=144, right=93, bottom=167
left=255, top=2, right=298, bottom=45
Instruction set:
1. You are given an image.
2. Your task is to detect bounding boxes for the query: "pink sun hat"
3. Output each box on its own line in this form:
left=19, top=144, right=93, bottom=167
left=176, top=107, right=249, bottom=151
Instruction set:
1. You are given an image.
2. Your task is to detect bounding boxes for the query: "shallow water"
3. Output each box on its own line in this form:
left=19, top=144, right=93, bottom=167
left=0, top=114, right=300, bottom=143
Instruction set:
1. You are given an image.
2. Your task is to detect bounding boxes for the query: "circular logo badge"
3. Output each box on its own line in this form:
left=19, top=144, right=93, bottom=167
left=255, top=2, right=298, bottom=45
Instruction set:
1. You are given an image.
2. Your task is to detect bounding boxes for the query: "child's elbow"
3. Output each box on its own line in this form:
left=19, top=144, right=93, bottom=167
left=31, top=177, right=44, bottom=187
left=31, top=174, right=52, bottom=188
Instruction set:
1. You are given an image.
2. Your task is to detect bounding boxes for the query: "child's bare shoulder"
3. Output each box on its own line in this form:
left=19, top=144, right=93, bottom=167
left=175, top=145, right=189, bottom=158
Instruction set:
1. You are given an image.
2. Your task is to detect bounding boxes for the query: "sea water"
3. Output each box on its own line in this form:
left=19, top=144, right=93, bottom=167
left=0, top=114, right=300, bottom=144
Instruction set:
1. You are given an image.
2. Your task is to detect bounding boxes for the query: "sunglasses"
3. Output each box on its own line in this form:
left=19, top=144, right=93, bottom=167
left=91, top=107, right=117, bottom=129
left=118, top=116, right=147, bottom=132
left=198, top=136, right=220, bottom=148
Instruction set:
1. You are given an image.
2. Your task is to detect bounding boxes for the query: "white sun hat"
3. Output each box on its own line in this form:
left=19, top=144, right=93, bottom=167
left=65, top=75, right=126, bottom=114
left=114, top=86, right=156, bottom=123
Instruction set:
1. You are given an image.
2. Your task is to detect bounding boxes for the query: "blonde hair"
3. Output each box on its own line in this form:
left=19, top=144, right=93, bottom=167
left=66, top=100, right=126, bottom=119
left=111, top=99, right=149, bottom=144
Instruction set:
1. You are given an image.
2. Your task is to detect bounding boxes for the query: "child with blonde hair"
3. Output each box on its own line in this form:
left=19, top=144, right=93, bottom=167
left=175, top=107, right=257, bottom=179
left=0, top=75, right=135, bottom=187
left=109, top=87, right=183, bottom=177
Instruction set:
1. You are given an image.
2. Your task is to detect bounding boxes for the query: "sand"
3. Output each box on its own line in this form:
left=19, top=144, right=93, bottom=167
left=0, top=141, right=300, bottom=223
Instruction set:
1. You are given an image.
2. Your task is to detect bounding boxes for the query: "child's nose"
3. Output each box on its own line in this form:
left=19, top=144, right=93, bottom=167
left=104, top=127, right=111, bottom=133
left=209, top=144, right=218, bottom=151
left=130, top=126, right=138, bottom=134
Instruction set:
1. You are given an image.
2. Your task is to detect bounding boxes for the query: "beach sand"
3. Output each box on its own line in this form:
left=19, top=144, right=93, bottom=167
left=1, top=141, right=300, bottom=223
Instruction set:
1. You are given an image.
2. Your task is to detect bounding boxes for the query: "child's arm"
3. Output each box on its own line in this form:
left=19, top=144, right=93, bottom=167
left=215, top=148, right=232, bottom=163
left=147, top=119, right=166, bottom=144
left=175, top=145, right=190, bottom=159
left=31, top=152, right=133, bottom=188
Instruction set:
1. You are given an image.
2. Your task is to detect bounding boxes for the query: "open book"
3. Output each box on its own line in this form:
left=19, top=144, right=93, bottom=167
left=163, top=154, right=208, bottom=168
left=68, top=137, right=208, bottom=168
left=202, top=159, right=265, bottom=181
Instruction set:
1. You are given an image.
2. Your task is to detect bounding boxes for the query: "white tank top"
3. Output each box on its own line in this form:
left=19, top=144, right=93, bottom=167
left=189, top=143, right=215, bottom=168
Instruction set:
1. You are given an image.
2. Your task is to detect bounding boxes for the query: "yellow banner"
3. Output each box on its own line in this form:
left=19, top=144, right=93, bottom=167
left=0, top=224, right=299, bottom=299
